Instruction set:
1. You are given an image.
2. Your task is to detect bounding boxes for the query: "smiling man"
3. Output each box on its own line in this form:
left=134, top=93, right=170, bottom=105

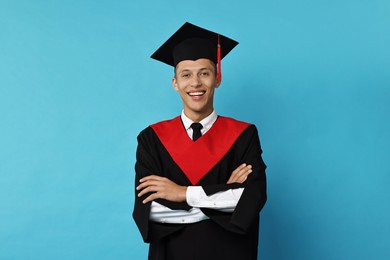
left=133, top=22, right=267, bottom=260
left=173, top=58, right=218, bottom=122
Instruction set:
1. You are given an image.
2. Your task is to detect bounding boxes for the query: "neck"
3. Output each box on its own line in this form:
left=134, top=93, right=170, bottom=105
left=184, top=109, right=213, bottom=123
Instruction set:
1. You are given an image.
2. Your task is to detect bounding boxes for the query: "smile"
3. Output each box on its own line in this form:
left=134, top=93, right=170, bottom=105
left=188, top=91, right=205, bottom=96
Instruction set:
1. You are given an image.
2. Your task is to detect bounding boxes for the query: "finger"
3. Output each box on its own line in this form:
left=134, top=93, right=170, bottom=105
left=138, top=176, right=171, bottom=189
left=228, top=164, right=247, bottom=183
left=136, top=181, right=153, bottom=191
left=138, top=182, right=165, bottom=197
left=228, top=165, right=252, bottom=184
left=138, top=186, right=153, bottom=197
left=231, top=163, right=247, bottom=175
left=238, top=165, right=252, bottom=177
left=232, top=165, right=252, bottom=181
left=142, top=192, right=160, bottom=204
left=140, top=175, right=164, bottom=183
left=136, top=179, right=163, bottom=190
left=237, top=165, right=252, bottom=176
left=140, top=175, right=170, bottom=184
left=236, top=169, right=253, bottom=183
left=138, top=187, right=160, bottom=198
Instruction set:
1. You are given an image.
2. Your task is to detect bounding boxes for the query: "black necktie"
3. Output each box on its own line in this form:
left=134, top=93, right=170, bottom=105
left=191, top=123, right=203, bottom=141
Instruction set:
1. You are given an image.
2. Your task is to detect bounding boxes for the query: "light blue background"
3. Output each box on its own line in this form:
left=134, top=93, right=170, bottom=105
left=1, top=0, right=389, bottom=259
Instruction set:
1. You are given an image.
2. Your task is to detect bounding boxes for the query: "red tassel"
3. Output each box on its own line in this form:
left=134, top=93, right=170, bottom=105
left=217, top=34, right=222, bottom=82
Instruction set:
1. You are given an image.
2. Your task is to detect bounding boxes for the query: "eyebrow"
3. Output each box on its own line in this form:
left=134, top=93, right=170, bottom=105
left=179, top=67, right=212, bottom=74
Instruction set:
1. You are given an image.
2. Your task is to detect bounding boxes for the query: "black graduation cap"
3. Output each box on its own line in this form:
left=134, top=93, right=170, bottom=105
left=151, top=22, right=238, bottom=81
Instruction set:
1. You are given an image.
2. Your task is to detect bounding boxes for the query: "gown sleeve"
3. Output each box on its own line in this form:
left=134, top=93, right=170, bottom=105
left=200, top=125, right=267, bottom=234
left=132, top=127, right=186, bottom=242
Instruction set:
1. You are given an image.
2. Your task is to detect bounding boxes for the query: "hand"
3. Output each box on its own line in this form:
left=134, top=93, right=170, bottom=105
left=227, top=163, right=252, bottom=184
left=136, top=175, right=187, bottom=204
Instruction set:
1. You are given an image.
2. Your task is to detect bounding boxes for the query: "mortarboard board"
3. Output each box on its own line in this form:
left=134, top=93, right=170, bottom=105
left=151, top=22, right=238, bottom=81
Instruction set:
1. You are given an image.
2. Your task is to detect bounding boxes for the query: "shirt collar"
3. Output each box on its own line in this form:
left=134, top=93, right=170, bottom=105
left=181, top=110, right=218, bottom=133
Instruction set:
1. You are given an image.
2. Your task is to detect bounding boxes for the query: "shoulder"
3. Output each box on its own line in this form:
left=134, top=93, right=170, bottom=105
left=137, top=116, right=181, bottom=141
left=217, top=116, right=263, bottom=143
left=218, top=116, right=258, bottom=133
left=150, top=116, right=181, bottom=131
left=136, top=125, right=157, bottom=142
left=218, top=115, right=251, bottom=125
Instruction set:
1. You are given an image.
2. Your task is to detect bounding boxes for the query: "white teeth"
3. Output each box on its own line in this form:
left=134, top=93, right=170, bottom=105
left=189, top=91, right=205, bottom=96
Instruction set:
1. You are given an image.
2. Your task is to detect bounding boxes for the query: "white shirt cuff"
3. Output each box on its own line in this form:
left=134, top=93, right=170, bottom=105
left=186, top=186, right=244, bottom=212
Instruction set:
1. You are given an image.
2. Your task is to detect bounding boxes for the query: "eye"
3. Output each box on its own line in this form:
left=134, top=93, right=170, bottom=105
left=181, top=73, right=191, bottom=79
left=200, top=71, right=210, bottom=77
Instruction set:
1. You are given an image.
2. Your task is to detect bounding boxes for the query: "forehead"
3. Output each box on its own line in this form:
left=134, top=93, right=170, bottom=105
left=175, top=58, right=216, bottom=72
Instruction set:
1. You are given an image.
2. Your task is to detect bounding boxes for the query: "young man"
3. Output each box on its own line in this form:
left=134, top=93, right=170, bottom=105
left=133, top=22, right=267, bottom=260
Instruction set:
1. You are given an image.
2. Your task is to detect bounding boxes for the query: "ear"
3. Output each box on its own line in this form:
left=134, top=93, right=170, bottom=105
left=172, top=77, right=179, bottom=91
left=215, top=79, right=221, bottom=88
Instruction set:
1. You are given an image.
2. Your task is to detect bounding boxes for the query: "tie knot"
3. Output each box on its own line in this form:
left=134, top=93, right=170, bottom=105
left=190, top=123, right=203, bottom=131
left=190, top=123, right=203, bottom=141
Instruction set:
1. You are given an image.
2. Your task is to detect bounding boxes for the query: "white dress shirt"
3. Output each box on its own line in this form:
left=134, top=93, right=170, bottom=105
left=149, top=110, right=244, bottom=224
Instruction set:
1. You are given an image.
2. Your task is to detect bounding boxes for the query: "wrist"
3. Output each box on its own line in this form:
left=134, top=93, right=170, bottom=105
left=186, top=186, right=204, bottom=206
left=180, top=186, right=188, bottom=202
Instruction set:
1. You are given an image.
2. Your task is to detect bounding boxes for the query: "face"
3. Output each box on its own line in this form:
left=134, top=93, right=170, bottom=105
left=172, top=58, right=220, bottom=122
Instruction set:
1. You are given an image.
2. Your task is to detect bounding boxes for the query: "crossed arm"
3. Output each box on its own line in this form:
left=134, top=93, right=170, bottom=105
left=136, top=163, right=253, bottom=204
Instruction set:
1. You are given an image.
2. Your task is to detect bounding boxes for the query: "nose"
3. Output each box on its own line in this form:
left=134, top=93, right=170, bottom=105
left=190, top=75, right=201, bottom=88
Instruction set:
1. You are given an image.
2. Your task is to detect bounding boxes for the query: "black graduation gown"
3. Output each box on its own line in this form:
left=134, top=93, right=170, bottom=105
left=133, top=116, right=267, bottom=260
